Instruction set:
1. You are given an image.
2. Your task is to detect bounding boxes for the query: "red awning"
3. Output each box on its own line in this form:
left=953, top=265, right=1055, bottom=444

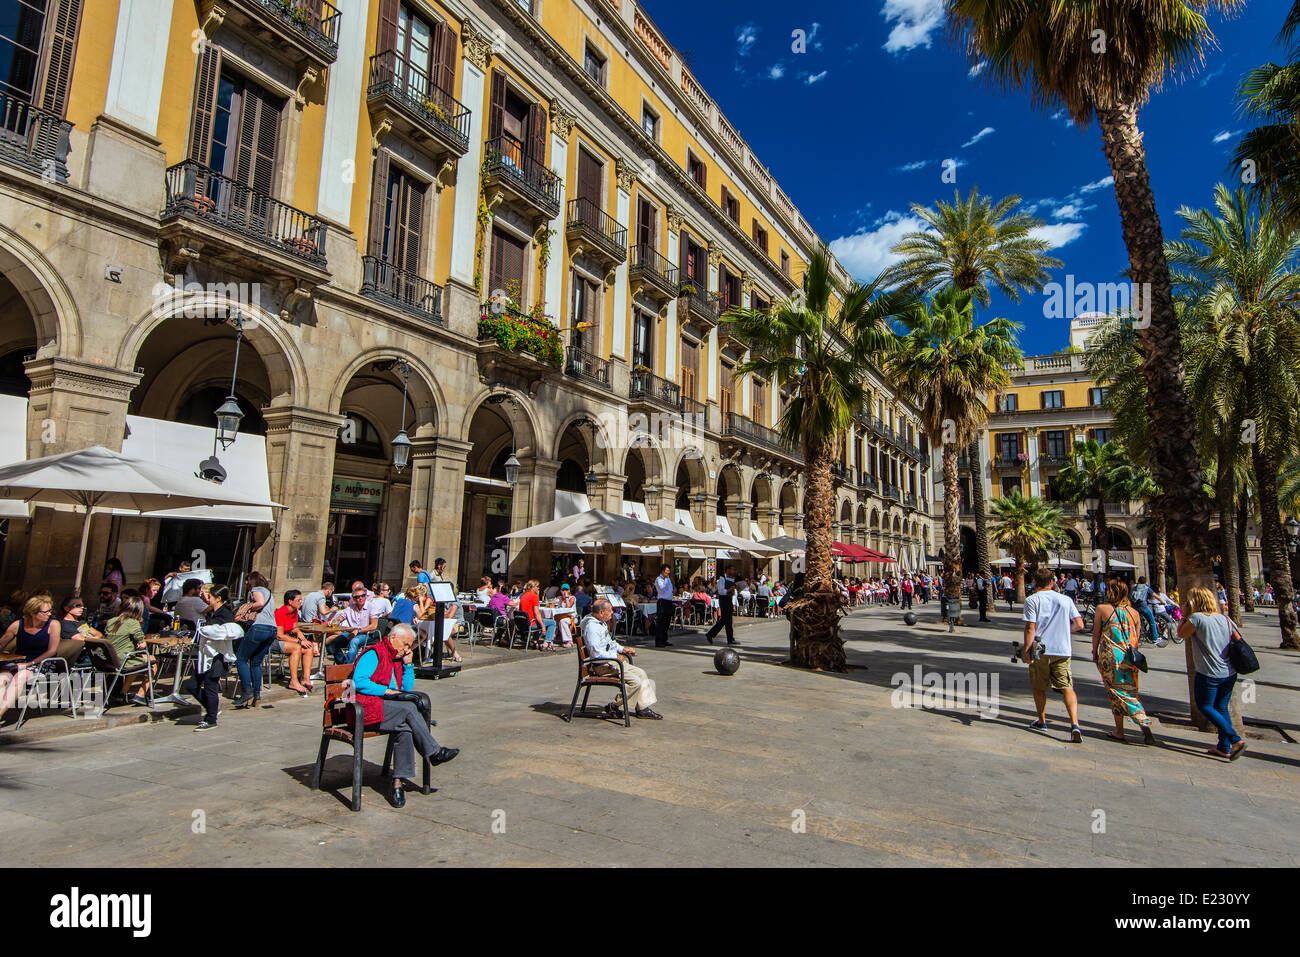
left=859, top=546, right=896, bottom=563
left=832, top=541, right=872, bottom=561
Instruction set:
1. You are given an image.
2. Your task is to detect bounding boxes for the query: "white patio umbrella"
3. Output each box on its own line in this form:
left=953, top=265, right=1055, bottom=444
left=1047, top=553, right=1083, bottom=568
left=501, top=508, right=690, bottom=573
left=0, top=445, right=283, bottom=595
left=759, top=534, right=807, bottom=555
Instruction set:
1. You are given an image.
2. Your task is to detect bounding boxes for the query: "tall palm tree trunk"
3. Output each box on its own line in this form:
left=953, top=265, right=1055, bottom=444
left=790, top=438, right=847, bottom=670
left=1094, top=502, right=1110, bottom=581
left=969, top=438, right=991, bottom=582
left=1237, top=494, right=1254, bottom=613
left=1096, top=101, right=1217, bottom=723
left=1014, top=557, right=1026, bottom=603
left=1216, top=463, right=1241, bottom=624
left=1252, top=444, right=1300, bottom=649
left=1152, top=511, right=1167, bottom=594
left=942, top=444, right=964, bottom=624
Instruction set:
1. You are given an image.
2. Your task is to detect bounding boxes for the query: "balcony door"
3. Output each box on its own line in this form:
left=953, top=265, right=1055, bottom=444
left=637, top=197, right=657, bottom=259
left=368, top=152, right=426, bottom=300
left=679, top=232, right=706, bottom=290
left=377, top=0, right=456, bottom=103
left=632, top=309, right=653, bottom=370
left=570, top=273, right=599, bottom=352
left=720, top=361, right=734, bottom=420
left=679, top=336, right=699, bottom=402
left=0, top=0, right=80, bottom=120
left=751, top=377, right=767, bottom=426
left=489, top=227, right=526, bottom=304
left=576, top=147, right=602, bottom=211
left=488, top=71, right=545, bottom=174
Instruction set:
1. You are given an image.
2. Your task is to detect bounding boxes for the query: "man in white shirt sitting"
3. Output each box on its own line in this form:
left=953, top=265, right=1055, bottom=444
left=582, top=599, right=662, bottom=719
left=1021, top=566, right=1085, bottom=741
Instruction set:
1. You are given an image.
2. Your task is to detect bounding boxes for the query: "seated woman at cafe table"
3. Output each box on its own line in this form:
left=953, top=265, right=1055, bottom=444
left=274, top=589, right=314, bottom=695
left=519, top=580, right=559, bottom=650
left=1, top=594, right=85, bottom=670
left=391, top=587, right=418, bottom=625
left=138, top=578, right=170, bottom=633
left=104, top=594, right=156, bottom=705
left=352, top=623, right=458, bottom=808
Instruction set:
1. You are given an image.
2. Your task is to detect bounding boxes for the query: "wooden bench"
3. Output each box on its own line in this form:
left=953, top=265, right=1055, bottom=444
left=309, top=663, right=435, bottom=811
left=563, top=624, right=630, bottom=727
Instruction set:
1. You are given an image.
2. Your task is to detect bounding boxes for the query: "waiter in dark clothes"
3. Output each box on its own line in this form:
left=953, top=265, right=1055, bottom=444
left=654, top=565, right=674, bottom=647
left=706, top=566, right=738, bottom=646
left=975, top=571, right=989, bottom=621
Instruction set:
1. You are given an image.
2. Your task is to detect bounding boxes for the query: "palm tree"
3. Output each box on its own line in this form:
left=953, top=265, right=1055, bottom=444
left=1168, top=185, right=1300, bottom=647
left=888, top=288, right=1020, bottom=616
left=724, top=245, right=911, bottom=670
left=989, top=491, right=1066, bottom=601
left=884, top=187, right=1058, bottom=584
left=1053, top=439, right=1132, bottom=581
left=947, top=0, right=1231, bottom=616
left=1233, top=2, right=1300, bottom=227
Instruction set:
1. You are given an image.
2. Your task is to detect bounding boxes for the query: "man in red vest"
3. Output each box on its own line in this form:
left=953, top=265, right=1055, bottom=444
left=352, top=623, right=459, bottom=808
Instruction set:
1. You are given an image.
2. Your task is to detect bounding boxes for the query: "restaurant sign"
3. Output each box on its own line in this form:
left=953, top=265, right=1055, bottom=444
left=331, top=477, right=385, bottom=508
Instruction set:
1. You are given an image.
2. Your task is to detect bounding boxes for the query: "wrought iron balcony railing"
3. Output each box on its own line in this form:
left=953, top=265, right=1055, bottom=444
left=629, top=242, right=679, bottom=296
left=565, top=197, right=626, bottom=259
left=0, top=92, right=71, bottom=183
left=724, top=412, right=800, bottom=460
left=860, top=474, right=879, bottom=493
left=360, top=256, right=441, bottom=324
left=564, top=346, right=611, bottom=390
left=629, top=368, right=682, bottom=411
left=368, top=52, right=471, bottom=152
left=162, top=161, right=328, bottom=267
left=994, top=452, right=1026, bottom=469
left=242, top=0, right=341, bottom=61
left=483, top=134, right=561, bottom=218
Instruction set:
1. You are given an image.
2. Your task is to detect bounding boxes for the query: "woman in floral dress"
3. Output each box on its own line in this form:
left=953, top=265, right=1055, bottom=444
left=1091, top=578, right=1156, bottom=745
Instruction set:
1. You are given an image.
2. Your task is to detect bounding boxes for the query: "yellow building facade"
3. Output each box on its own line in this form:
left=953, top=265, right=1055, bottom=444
left=0, top=0, right=932, bottom=594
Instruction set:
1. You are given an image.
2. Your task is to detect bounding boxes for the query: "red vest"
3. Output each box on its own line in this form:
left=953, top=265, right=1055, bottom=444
left=353, top=638, right=405, bottom=726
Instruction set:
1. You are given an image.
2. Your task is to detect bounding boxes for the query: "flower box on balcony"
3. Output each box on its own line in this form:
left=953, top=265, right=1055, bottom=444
left=192, top=195, right=216, bottom=215
left=285, top=236, right=318, bottom=257
left=477, top=311, right=563, bottom=368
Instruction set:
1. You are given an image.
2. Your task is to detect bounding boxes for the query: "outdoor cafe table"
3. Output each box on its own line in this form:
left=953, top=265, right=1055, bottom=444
left=298, top=621, right=343, bottom=678
left=143, top=631, right=193, bottom=705
left=0, top=652, right=23, bottom=664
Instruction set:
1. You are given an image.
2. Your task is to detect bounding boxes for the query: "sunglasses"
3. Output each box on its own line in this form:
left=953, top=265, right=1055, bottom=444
left=69, top=603, right=84, bottom=610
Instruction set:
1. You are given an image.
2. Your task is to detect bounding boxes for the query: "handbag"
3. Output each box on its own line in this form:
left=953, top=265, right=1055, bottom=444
left=1227, top=620, right=1260, bottom=674
left=1110, top=610, right=1148, bottom=673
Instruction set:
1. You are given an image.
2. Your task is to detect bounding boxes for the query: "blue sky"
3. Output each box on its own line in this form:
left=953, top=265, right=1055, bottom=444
left=645, top=0, right=1287, bottom=356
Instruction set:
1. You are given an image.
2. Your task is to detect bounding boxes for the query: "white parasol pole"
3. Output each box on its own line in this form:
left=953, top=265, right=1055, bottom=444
left=73, top=505, right=94, bottom=598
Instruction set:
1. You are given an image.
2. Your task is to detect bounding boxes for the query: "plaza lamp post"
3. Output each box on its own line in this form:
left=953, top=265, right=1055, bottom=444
left=502, top=397, right=520, bottom=486
left=197, top=311, right=245, bottom=483
left=1286, top=517, right=1300, bottom=590
left=390, top=357, right=412, bottom=473
left=1085, top=489, right=1103, bottom=591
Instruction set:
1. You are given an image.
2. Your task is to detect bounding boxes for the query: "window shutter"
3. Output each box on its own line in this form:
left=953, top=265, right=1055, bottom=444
left=235, top=87, right=279, bottom=193
left=489, top=229, right=504, bottom=297
left=38, top=0, right=82, bottom=118
left=432, top=19, right=457, bottom=98
left=188, top=43, right=223, bottom=164
left=488, top=70, right=505, bottom=141
left=367, top=149, right=391, bottom=259
left=376, top=0, right=400, bottom=54
left=401, top=178, right=424, bottom=275
left=721, top=184, right=729, bottom=213
left=577, top=149, right=601, bottom=209
left=527, top=100, right=547, bottom=165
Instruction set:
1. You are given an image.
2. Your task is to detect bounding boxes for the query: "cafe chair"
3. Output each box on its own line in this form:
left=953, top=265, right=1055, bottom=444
left=689, top=599, right=710, bottom=626
left=310, top=663, right=436, bottom=812
left=507, top=611, right=540, bottom=650
left=80, top=640, right=153, bottom=713
left=9, top=657, right=80, bottom=731
left=562, top=628, right=630, bottom=728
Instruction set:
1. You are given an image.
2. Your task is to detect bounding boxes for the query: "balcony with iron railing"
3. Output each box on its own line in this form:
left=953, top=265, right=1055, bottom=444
left=860, top=473, right=880, bottom=493
left=723, top=412, right=801, bottom=462
left=483, top=134, right=561, bottom=220
left=161, top=161, right=329, bottom=276
left=678, top=287, right=721, bottom=328
left=629, top=243, right=679, bottom=303
left=564, top=345, right=611, bottom=391
left=1039, top=450, right=1071, bottom=469
left=994, top=452, right=1027, bottom=470
left=629, top=368, right=683, bottom=414
left=360, top=256, right=441, bottom=324
left=903, top=492, right=919, bottom=511
left=884, top=483, right=901, bottom=502
left=367, top=52, right=471, bottom=156
left=0, top=93, right=71, bottom=183
left=213, top=0, right=341, bottom=68
left=565, top=197, right=626, bottom=269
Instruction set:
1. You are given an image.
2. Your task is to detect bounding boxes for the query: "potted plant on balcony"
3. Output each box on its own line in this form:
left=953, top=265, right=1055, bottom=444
left=285, top=233, right=318, bottom=257
left=679, top=282, right=697, bottom=297
left=478, top=287, right=563, bottom=368
left=421, top=98, right=449, bottom=124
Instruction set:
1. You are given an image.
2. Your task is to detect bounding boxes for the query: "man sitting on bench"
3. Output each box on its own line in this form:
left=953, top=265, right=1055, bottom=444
left=353, top=624, right=458, bottom=809
left=583, top=599, right=663, bottom=720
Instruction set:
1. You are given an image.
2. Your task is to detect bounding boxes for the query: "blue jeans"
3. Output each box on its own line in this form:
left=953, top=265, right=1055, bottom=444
left=1134, top=602, right=1158, bottom=641
left=539, top=618, right=557, bottom=644
left=1194, top=672, right=1241, bottom=752
left=235, top=623, right=277, bottom=698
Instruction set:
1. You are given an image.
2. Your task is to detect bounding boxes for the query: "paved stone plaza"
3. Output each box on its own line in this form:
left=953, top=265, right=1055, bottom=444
left=2, top=603, right=1298, bottom=867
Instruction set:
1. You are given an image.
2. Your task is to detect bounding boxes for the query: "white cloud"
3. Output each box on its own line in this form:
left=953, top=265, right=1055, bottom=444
left=961, top=126, right=995, bottom=148
left=829, top=212, right=927, bottom=281
left=806, top=70, right=828, bottom=85
left=736, top=23, right=758, bottom=57
left=1052, top=203, right=1083, bottom=220
left=1212, top=129, right=1240, bottom=144
left=1078, top=176, right=1114, bottom=194
left=895, top=159, right=929, bottom=172
left=808, top=22, right=823, bottom=51
left=968, top=60, right=987, bottom=78
left=1049, top=109, right=1074, bottom=128
left=881, top=0, right=945, bottom=53
left=768, top=63, right=785, bottom=79
left=1030, top=223, right=1087, bottom=248
left=1199, top=60, right=1228, bottom=87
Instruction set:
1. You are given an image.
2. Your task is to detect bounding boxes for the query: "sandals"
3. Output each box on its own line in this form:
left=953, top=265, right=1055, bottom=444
left=1229, top=741, right=1247, bottom=761
left=1106, top=731, right=1126, bottom=742
left=539, top=643, right=554, bottom=652
left=451, top=653, right=463, bottom=662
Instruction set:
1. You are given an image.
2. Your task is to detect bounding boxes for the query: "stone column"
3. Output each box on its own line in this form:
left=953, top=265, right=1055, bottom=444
left=546, top=99, right=576, bottom=321
left=590, top=472, right=626, bottom=581
left=259, top=406, right=347, bottom=594
left=516, top=456, right=557, bottom=580
left=10, top=359, right=142, bottom=594
left=425, top=437, right=471, bottom=586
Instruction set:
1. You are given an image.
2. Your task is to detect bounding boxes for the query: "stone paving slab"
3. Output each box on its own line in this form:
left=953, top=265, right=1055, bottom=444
left=2, top=603, right=1299, bottom=867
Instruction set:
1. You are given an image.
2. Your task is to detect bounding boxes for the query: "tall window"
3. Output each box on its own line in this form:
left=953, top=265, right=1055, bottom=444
left=998, top=432, right=1021, bottom=460
left=680, top=337, right=699, bottom=401
left=0, top=0, right=45, bottom=102
left=752, top=378, right=767, bottom=426
left=1040, top=389, right=1064, bottom=409
left=377, top=1, right=456, bottom=102
left=687, top=150, right=706, bottom=189
left=1043, top=429, right=1067, bottom=459
left=1089, top=386, right=1110, bottom=406
left=720, top=361, right=734, bottom=419
left=488, top=70, right=546, bottom=172
left=489, top=227, right=526, bottom=300
left=680, top=232, right=706, bottom=288
left=209, top=71, right=281, bottom=194
left=780, top=249, right=790, bottom=277
left=377, top=163, right=425, bottom=273
left=641, top=102, right=659, bottom=141
left=570, top=274, right=599, bottom=351
left=636, top=197, right=657, bottom=252
left=720, top=184, right=739, bottom=223
left=632, top=310, right=653, bottom=369
left=584, top=43, right=606, bottom=85
left=751, top=220, right=768, bottom=255
left=576, top=146, right=602, bottom=210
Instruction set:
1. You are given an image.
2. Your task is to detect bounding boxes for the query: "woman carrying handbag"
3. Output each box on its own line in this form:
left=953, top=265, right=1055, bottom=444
left=1090, top=578, right=1157, bottom=745
left=1177, top=585, right=1247, bottom=760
